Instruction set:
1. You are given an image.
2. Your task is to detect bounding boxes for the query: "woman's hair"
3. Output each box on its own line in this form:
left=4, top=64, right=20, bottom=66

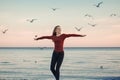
left=52, top=25, right=60, bottom=36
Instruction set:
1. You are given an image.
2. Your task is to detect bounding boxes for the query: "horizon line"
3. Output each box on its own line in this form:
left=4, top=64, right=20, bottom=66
left=0, top=46, right=120, bottom=48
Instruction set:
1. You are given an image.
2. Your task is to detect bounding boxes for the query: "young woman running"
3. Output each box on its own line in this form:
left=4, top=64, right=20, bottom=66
left=34, top=25, right=86, bottom=80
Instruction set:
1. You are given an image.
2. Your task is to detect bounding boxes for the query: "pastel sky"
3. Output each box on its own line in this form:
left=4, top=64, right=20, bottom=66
left=0, top=0, right=120, bottom=47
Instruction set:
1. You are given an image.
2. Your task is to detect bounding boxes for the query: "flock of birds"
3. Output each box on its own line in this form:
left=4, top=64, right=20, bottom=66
left=74, top=13, right=97, bottom=32
left=0, top=1, right=119, bottom=35
left=25, top=1, right=119, bottom=34
left=74, top=1, right=119, bottom=32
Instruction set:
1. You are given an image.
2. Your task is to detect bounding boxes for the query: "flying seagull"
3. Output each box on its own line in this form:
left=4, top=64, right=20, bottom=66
left=2, top=29, right=8, bottom=34
left=51, top=8, right=59, bottom=11
left=75, top=27, right=83, bottom=31
left=85, top=14, right=94, bottom=19
left=26, top=19, right=37, bottom=23
left=88, top=23, right=97, bottom=27
left=94, top=2, right=103, bottom=8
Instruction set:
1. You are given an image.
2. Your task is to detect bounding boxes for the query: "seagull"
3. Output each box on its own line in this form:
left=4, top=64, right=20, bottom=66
left=2, top=29, right=8, bottom=34
left=88, top=23, right=97, bottom=27
left=94, top=2, right=103, bottom=8
left=75, top=27, right=83, bottom=31
left=51, top=8, right=59, bottom=11
left=85, top=14, right=94, bottom=19
left=26, top=19, right=37, bottom=23
left=110, top=14, right=117, bottom=17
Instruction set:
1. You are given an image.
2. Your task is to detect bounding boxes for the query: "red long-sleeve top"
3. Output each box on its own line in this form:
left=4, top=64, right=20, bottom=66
left=37, top=34, right=83, bottom=52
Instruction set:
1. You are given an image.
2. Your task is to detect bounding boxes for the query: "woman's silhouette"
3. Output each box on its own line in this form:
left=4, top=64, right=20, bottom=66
left=34, top=25, right=86, bottom=80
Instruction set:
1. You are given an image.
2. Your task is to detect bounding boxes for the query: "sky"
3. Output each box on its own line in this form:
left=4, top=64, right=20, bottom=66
left=0, top=0, right=120, bottom=47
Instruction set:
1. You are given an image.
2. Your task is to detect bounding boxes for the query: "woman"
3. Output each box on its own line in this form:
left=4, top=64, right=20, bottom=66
left=34, top=25, right=86, bottom=80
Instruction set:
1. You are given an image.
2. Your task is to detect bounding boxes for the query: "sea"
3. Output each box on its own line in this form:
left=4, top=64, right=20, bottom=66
left=0, top=47, right=120, bottom=80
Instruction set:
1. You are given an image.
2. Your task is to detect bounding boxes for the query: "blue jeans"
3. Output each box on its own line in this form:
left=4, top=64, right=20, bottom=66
left=50, top=51, right=64, bottom=80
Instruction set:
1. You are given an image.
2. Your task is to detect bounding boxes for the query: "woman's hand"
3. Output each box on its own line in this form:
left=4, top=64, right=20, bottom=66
left=81, top=35, right=87, bottom=37
left=34, top=38, right=39, bottom=41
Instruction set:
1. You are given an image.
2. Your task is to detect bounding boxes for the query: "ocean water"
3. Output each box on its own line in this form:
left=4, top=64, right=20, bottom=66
left=0, top=47, right=120, bottom=80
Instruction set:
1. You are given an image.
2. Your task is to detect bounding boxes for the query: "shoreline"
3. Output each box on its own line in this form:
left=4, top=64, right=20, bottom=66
left=0, top=76, right=120, bottom=80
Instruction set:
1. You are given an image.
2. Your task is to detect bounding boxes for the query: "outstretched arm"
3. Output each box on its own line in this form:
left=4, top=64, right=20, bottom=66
left=34, top=36, right=52, bottom=40
left=64, top=34, right=86, bottom=38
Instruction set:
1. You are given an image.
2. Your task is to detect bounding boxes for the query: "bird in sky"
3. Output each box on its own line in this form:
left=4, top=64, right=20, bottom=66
left=75, top=27, right=83, bottom=31
left=94, top=2, right=103, bottom=8
left=85, top=14, right=94, bottom=19
left=51, top=8, right=59, bottom=11
left=26, top=19, right=37, bottom=23
left=88, top=23, right=97, bottom=27
left=2, top=29, right=8, bottom=34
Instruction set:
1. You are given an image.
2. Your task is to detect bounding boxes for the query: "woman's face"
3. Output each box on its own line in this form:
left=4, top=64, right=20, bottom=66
left=55, top=27, right=61, bottom=34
